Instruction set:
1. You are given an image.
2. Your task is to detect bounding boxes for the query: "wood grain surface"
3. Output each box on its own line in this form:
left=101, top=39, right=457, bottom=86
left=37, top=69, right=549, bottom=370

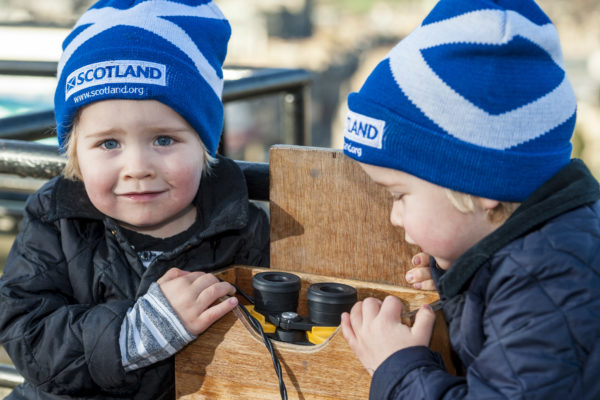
left=269, top=145, right=420, bottom=287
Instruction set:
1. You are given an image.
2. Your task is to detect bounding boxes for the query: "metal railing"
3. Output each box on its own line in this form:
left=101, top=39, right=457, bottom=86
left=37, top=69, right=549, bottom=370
left=0, top=364, right=23, bottom=389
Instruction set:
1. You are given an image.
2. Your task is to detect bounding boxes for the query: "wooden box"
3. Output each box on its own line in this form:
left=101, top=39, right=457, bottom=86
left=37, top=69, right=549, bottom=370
left=175, top=146, right=454, bottom=399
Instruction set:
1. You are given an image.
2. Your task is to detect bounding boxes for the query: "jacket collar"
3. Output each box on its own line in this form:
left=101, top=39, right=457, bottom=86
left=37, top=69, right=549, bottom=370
left=46, top=155, right=250, bottom=237
left=437, top=159, right=600, bottom=299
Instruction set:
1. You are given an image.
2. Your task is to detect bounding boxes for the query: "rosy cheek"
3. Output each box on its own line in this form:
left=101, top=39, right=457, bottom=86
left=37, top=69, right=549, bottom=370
left=165, top=159, right=198, bottom=178
left=168, top=165, right=201, bottom=197
left=82, top=175, right=112, bottom=207
left=403, top=213, right=445, bottom=253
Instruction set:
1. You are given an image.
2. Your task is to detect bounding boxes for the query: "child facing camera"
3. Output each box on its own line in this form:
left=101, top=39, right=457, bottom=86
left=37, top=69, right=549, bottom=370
left=0, top=1, right=269, bottom=399
left=340, top=0, right=600, bottom=399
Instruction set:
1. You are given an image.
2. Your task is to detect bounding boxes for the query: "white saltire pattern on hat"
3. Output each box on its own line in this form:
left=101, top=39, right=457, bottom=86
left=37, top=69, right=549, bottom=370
left=57, top=0, right=226, bottom=97
left=387, top=9, right=577, bottom=150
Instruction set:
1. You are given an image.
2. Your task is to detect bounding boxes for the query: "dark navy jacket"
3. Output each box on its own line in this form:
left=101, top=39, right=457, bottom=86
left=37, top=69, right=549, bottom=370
left=370, top=159, right=600, bottom=400
left=0, top=156, right=270, bottom=399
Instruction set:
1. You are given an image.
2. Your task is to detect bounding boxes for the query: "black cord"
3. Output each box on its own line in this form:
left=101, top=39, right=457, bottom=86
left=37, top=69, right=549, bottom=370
left=238, top=303, right=288, bottom=400
left=230, top=281, right=254, bottom=304
left=219, top=278, right=287, bottom=399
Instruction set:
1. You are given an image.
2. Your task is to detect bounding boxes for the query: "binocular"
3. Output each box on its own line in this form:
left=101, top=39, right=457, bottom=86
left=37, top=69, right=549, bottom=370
left=246, top=271, right=358, bottom=345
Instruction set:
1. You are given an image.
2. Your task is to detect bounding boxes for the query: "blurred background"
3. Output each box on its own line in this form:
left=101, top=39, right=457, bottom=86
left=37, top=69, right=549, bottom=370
left=1, top=0, right=600, bottom=393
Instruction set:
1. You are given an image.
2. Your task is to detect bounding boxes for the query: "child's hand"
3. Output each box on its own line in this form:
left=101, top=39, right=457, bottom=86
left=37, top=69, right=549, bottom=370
left=341, top=296, right=436, bottom=375
left=157, top=268, right=238, bottom=336
left=406, top=252, right=436, bottom=290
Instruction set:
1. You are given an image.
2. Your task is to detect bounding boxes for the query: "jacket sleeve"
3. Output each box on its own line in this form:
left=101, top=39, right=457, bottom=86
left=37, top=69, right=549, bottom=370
left=370, top=252, right=589, bottom=400
left=0, top=202, right=141, bottom=396
left=370, top=346, right=466, bottom=399
left=120, top=282, right=195, bottom=372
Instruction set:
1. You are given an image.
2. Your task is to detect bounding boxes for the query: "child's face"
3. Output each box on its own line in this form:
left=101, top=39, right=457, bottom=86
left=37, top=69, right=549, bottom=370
left=75, top=99, right=205, bottom=238
left=359, top=162, right=499, bottom=270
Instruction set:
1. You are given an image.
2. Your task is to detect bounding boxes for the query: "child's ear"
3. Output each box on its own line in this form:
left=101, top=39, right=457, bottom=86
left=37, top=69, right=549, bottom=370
left=478, top=197, right=500, bottom=211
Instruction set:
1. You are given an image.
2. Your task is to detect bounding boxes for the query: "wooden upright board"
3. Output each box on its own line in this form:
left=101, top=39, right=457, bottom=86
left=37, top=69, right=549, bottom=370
left=269, top=145, right=420, bottom=287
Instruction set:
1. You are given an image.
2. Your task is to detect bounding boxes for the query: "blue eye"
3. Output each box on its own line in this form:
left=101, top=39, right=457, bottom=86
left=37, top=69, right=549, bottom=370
left=155, top=136, right=174, bottom=146
left=101, top=139, right=119, bottom=150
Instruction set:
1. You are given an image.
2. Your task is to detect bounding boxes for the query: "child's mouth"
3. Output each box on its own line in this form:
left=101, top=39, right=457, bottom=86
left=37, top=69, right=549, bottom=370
left=121, top=191, right=164, bottom=201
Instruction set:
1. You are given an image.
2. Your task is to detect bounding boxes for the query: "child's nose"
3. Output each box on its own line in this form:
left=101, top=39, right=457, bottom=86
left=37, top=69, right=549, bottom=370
left=389, top=202, right=403, bottom=228
left=122, top=147, right=154, bottom=179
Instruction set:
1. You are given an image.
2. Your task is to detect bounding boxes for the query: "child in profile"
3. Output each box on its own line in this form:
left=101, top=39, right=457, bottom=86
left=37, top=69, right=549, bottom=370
left=0, top=1, right=269, bottom=399
left=340, top=0, right=600, bottom=398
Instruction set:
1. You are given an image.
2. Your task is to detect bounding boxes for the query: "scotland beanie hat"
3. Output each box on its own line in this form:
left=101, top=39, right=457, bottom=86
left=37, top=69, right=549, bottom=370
left=54, top=0, right=230, bottom=155
left=343, top=0, right=577, bottom=202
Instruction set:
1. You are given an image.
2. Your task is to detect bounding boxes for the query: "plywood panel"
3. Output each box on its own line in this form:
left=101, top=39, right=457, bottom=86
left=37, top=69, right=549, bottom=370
left=269, top=145, right=420, bottom=287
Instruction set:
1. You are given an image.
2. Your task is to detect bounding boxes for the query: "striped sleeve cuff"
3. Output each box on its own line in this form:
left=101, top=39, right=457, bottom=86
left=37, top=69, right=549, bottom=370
left=119, top=282, right=196, bottom=371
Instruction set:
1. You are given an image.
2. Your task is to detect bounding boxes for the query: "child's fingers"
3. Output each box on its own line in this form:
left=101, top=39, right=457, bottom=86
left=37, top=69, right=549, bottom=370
left=189, top=296, right=239, bottom=335
left=405, top=266, right=431, bottom=284
left=406, top=266, right=436, bottom=291
left=157, top=267, right=188, bottom=284
left=411, top=305, right=436, bottom=345
left=379, top=295, right=404, bottom=322
left=340, top=312, right=357, bottom=346
left=417, top=279, right=436, bottom=291
left=360, top=297, right=383, bottom=324
left=195, top=281, right=236, bottom=306
left=411, top=252, right=430, bottom=268
left=188, top=272, right=219, bottom=294
left=349, top=300, right=364, bottom=331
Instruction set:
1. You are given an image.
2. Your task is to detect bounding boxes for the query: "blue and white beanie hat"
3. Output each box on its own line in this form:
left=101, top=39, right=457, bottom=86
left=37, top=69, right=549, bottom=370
left=55, top=0, right=230, bottom=156
left=343, top=0, right=577, bottom=202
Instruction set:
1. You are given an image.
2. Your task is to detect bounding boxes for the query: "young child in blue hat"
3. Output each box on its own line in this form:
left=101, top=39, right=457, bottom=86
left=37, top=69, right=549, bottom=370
left=0, top=1, right=269, bottom=399
left=340, top=0, right=600, bottom=398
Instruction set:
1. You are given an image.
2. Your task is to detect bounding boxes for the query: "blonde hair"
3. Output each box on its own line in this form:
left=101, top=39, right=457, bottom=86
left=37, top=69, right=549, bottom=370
left=444, top=189, right=520, bottom=224
left=62, top=113, right=216, bottom=180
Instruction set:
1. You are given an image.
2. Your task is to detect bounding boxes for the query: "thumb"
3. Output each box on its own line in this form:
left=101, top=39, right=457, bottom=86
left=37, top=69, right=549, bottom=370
left=157, top=267, right=188, bottom=285
left=411, top=304, right=436, bottom=345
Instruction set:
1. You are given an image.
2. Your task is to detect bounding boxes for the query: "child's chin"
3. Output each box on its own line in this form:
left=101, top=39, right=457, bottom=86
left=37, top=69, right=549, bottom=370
left=404, top=235, right=417, bottom=245
left=433, top=258, right=452, bottom=270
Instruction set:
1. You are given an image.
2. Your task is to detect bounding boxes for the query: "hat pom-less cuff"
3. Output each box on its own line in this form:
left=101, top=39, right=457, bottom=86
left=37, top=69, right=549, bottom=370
left=55, top=50, right=224, bottom=155
left=343, top=93, right=572, bottom=202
